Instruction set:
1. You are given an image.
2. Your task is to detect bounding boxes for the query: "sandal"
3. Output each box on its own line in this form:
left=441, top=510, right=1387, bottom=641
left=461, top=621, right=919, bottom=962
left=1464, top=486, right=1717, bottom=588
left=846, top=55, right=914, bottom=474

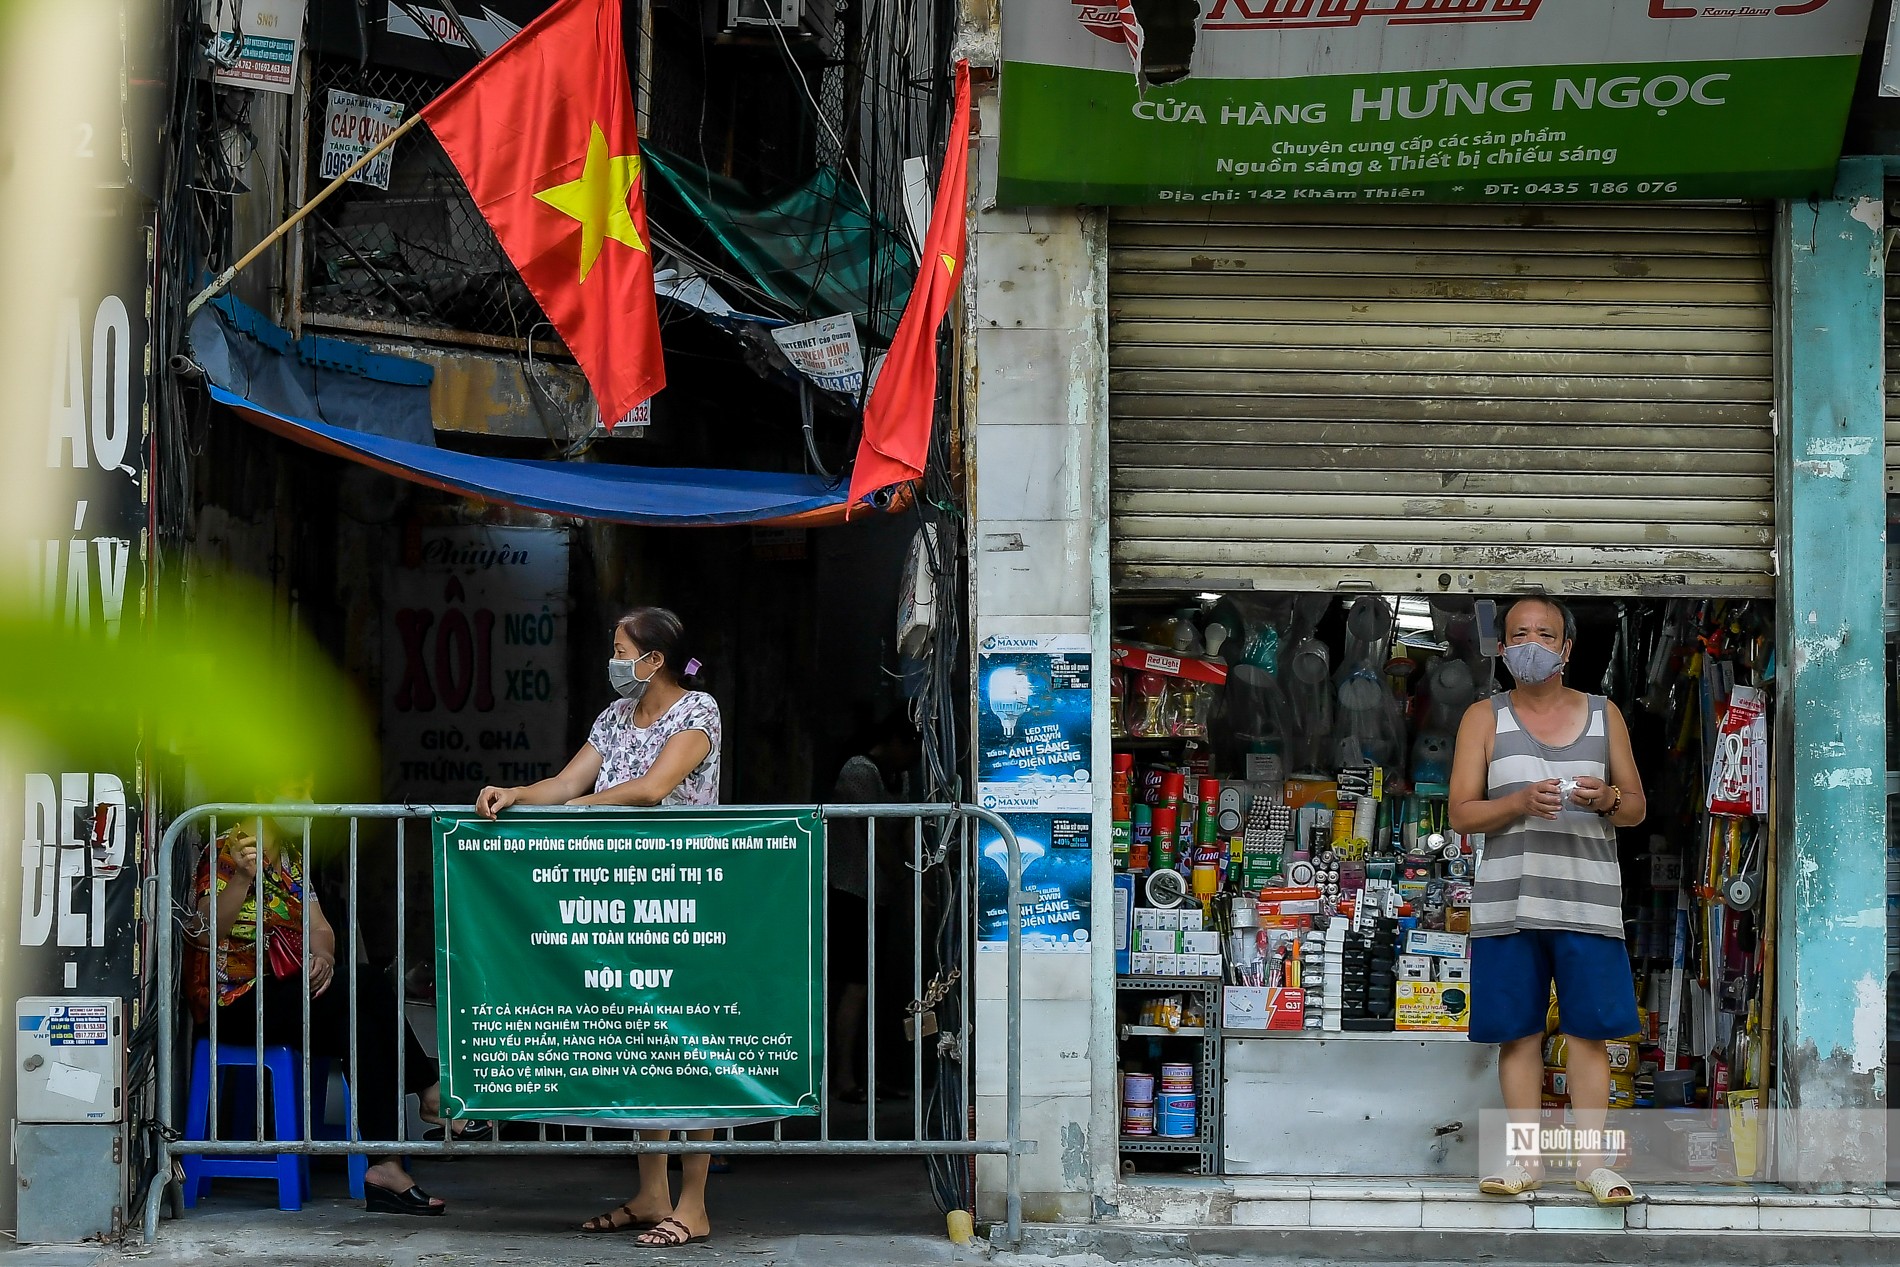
left=1575, top=1166, right=1637, bottom=1206
left=365, top=1182, right=446, bottom=1216
left=1477, top=1162, right=1543, bottom=1197
left=581, top=1201, right=663, bottom=1234
left=635, top=1217, right=710, bottom=1247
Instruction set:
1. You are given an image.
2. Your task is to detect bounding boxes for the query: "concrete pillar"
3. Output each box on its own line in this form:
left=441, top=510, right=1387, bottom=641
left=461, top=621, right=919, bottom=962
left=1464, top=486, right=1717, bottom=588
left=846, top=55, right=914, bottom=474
left=1773, top=155, right=1889, bottom=1189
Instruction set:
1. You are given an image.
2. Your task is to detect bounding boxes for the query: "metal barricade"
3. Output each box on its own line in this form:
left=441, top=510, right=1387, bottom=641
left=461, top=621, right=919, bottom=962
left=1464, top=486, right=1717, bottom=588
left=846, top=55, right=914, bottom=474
left=141, top=802, right=1031, bottom=1244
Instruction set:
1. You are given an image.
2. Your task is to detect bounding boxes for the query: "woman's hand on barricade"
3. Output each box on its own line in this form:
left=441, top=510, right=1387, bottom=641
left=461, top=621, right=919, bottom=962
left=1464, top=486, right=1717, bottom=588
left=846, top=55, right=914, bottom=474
left=476, top=785, right=519, bottom=819
left=308, top=948, right=336, bottom=998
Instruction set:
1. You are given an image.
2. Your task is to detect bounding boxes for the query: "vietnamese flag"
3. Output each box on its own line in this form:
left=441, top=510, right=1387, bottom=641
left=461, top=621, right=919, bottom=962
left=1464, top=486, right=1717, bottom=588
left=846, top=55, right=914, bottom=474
left=422, top=0, right=663, bottom=425
left=847, top=61, right=971, bottom=511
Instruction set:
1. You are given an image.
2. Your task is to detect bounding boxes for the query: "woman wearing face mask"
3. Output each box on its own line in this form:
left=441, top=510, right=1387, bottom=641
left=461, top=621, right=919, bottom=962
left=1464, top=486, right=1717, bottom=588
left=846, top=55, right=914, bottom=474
left=1448, top=597, right=1646, bottom=1208
left=474, top=606, right=724, bottom=1246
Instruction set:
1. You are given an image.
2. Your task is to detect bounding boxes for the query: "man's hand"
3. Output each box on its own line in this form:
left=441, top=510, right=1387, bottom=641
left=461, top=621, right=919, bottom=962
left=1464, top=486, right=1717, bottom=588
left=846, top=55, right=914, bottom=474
left=1519, top=779, right=1563, bottom=820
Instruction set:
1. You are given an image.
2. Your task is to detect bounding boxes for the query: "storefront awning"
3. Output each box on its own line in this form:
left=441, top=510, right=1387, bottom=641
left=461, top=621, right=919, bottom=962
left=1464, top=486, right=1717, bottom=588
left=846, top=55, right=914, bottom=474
left=209, top=385, right=865, bottom=529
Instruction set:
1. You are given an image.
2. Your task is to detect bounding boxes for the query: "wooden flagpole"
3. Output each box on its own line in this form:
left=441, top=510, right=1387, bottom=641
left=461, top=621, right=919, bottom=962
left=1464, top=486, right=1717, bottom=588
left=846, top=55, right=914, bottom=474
left=185, top=112, right=428, bottom=318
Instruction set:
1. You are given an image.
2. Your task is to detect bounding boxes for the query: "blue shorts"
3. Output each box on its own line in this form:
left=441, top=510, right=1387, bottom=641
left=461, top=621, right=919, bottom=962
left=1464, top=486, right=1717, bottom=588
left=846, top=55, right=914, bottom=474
left=1468, top=928, right=1639, bottom=1045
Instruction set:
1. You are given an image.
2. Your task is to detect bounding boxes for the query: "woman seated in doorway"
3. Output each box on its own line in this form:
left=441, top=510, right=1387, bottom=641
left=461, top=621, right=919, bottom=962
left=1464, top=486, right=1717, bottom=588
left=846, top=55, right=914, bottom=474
left=188, top=805, right=457, bottom=1216
left=475, top=606, right=726, bottom=1247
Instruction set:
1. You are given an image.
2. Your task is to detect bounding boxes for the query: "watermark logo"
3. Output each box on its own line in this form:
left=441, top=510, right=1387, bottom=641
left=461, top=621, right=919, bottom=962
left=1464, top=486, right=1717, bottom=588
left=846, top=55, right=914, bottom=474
left=1507, top=1124, right=1628, bottom=1160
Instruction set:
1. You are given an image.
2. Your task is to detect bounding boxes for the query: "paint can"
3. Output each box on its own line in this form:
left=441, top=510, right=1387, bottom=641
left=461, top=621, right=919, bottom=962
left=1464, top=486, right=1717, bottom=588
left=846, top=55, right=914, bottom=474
left=1121, top=1104, right=1155, bottom=1137
left=1156, top=1092, right=1198, bottom=1138
left=1122, top=1072, right=1155, bottom=1106
left=1159, top=1062, right=1195, bottom=1092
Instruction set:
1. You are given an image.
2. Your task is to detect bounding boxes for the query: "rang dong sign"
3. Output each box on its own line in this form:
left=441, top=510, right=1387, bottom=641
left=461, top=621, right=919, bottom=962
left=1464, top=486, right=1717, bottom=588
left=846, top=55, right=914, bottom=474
left=998, top=0, right=1875, bottom=204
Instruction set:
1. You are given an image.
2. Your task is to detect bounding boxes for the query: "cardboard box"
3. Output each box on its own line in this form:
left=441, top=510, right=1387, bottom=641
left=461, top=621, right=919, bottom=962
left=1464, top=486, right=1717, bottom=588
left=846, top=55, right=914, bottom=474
left=1395, top=980, right=1472, bottom=1031
left=1130, top=952, right=1156, bottom=977
left=1197, top=954, right=1224, bottom=978
left=1135, top=909, right=1163, bottom=931
left=1398, top=954, right=1433, bottom=982
left=1112, top=643, right=1230, bottom=686
left=1182, top=930, right=1221, bottom=956
left=1445, top=906, right=1471, bottom=934
left=1404, top=930, right=1469, bottom=959
left=1137, top=929, right=1181, bottom=954
left=1114, top=874, right=1135, bottom=977
left=1436, top=957, right=1472, bottom=984
left=1224, top=986, right=1306, bottom=1032
left=1178, top=908, right=1205, bottom=932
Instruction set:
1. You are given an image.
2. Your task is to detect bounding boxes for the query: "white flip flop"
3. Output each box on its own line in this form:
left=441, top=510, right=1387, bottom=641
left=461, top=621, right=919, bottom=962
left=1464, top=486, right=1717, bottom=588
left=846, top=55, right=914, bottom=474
left=1574, top=1166, right=1637, bottom=1206
left=1478, top=1161, right=1543, bottom=1197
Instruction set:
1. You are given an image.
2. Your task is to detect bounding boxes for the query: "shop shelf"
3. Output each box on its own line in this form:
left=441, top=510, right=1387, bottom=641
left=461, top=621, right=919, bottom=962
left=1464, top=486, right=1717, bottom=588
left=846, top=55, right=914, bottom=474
left=1120, top=1025, right=1209, bottom=1039
left=1116, top=975, right=1223, bottom=992
left=1118, top=1136, right=1211, bottom=1153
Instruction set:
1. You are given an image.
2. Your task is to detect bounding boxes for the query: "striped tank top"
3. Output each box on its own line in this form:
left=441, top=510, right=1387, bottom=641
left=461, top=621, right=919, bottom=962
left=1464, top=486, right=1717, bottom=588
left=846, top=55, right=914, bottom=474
left=1469, top=692, right=1624, bottom=942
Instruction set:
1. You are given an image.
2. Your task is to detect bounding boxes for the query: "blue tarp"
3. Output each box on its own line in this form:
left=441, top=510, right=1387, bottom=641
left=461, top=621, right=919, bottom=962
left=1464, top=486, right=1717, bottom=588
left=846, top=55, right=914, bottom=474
left=194, top=296, right=863, bottom=527
left=209, top=385, right=854, bottom=527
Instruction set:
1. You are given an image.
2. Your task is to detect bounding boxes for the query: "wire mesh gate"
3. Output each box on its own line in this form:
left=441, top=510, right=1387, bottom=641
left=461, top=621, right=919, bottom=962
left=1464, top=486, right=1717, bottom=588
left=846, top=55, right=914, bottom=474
left=141, top=802, right=1030, bottom=1243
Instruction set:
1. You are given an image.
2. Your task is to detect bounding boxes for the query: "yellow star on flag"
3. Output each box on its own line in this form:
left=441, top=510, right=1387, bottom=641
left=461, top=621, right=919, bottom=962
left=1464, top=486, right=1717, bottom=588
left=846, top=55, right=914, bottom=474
left=534, top=122, right=648, bottom=283
left=941, top=253, right=956, bottom=276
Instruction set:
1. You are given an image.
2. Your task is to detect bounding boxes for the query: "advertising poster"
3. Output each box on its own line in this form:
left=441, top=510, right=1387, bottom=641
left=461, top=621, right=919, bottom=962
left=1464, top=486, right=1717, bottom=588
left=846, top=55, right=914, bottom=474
left=976, top=633, right=1092, bottom=814
left=320, top=91, right=407, bottom=189
left=999, top=0, right=1874, bottom=204
left=433, top=810, right=824, bottom=1120
left=203, top=0, right=306, bottom=95
left=381, top=526, right=570, bottom=804
left=771, top=314, right=865, bottom=397
left=976, top=815, right=1092, bottom=953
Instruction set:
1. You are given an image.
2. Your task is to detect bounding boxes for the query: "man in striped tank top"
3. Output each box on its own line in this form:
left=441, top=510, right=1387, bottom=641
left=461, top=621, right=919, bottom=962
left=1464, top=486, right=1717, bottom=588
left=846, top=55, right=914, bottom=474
left=1448, top=598, right=1647, bottom=1206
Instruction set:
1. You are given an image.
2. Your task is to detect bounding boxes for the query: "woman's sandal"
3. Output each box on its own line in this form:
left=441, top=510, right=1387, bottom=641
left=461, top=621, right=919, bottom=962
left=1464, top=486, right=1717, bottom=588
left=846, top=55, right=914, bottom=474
left=1477, top=1162, right=1543, bottom=1197
left=1575, top=1166, right=1637, bottom=1207
left=365, top=1182, right=447, bottom=1216
left=581, top=1201, right=663, bottom=1234
left=634, top=1217, right=710, bottom=1248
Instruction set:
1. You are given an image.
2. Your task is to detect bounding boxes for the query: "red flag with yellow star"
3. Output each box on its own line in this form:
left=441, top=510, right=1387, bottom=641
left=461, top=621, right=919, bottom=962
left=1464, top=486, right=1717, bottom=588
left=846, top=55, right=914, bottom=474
left=847, top=60, right=970, bottom=511
left=422, top=0, right=662, bottom=425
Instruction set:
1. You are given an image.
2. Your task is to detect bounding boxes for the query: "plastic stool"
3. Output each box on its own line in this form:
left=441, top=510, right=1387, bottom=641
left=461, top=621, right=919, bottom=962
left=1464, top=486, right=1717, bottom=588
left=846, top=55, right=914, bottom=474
left=179, top=1040, right=308, bottom=1211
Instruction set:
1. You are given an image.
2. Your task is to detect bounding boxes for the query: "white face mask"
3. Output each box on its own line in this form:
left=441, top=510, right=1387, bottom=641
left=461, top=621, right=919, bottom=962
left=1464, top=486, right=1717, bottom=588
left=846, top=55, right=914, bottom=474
left=608, top=652, right=660, bottom=701
left=1501, top=641, right=1565, bottom=685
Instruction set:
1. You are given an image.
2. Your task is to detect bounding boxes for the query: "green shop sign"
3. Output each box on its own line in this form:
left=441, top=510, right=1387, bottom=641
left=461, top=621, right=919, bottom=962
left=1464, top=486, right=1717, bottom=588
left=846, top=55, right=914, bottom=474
left=998, top=0, right=1873, bottom=205
left=433, top=810, right=824, bottom=1120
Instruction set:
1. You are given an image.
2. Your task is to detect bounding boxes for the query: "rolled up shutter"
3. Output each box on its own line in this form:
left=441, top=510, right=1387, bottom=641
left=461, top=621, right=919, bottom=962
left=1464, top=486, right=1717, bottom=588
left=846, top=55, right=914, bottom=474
left=1109, top=202, right=1775, bottom=597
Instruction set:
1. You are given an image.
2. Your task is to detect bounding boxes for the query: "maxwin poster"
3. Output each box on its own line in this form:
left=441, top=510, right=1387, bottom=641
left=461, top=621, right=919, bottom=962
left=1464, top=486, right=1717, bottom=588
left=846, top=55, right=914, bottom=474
left=999, top=0, right=1874, bottom=204
left=976, top=635, right=1094, bottom=953
left=433, top=811, right=824, bottom=1120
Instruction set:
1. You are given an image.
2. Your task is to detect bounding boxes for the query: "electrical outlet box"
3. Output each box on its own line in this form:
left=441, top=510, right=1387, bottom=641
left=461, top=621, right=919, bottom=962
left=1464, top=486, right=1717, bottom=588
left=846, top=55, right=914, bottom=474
left=17, top=997, right=123, bottom=1123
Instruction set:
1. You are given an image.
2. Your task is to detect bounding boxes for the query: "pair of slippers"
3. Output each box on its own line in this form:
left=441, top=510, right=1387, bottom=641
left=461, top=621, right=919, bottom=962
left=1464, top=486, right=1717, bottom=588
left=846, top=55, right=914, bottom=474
left=1479, top=1163, right=1636, bottom=1206
left=581, top=1209, right=711, bottom=1247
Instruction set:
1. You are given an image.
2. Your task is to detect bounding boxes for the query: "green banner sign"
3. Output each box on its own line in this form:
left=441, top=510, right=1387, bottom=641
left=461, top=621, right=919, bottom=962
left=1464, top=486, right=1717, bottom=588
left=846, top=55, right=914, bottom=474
left=432, top=810, right=824, bottom=1120
left=998, top=0, right=1873, bottom=205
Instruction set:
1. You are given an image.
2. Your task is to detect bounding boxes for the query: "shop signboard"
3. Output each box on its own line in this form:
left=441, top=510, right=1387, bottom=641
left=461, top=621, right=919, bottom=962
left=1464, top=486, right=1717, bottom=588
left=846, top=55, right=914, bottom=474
left=432, top=809, right=824, bottom=1120
left=381, top=526, right=569, bottom=803
left=998, top=0, right=1874, bottom=204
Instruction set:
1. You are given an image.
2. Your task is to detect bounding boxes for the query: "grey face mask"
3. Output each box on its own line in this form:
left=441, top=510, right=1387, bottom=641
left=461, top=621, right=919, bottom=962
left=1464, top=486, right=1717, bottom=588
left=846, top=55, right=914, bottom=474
left=608, top=653, right=657, bottom=701
left=1501, top=641, right=1565, bottom=685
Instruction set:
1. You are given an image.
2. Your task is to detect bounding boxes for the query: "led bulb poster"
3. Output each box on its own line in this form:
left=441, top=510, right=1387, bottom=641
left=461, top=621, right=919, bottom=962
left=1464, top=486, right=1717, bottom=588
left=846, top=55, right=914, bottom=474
left=976, top=814, right=1093, bottom=953
left=976, top=634, right=1094, bottom=814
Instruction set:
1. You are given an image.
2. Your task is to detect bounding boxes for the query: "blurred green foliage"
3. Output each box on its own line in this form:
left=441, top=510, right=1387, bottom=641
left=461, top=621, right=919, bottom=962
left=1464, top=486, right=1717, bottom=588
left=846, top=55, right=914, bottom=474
left=0, top=574, right=376, bottom=802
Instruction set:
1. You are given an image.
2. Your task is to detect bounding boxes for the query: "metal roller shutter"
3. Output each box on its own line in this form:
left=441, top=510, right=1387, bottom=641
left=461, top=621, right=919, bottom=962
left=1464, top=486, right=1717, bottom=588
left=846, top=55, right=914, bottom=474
left=1108, top=203, right=1775, bottom=597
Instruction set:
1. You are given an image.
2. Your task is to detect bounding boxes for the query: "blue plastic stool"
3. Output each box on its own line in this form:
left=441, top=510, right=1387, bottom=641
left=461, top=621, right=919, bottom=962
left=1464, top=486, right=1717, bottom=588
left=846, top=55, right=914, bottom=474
left=180, top=1041, right=307, bottom=1211
left=180, top=1043, right=370, bottom=1208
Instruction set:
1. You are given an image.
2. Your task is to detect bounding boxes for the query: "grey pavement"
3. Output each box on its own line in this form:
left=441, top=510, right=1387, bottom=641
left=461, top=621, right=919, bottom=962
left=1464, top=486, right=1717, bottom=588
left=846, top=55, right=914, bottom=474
left=24, top=1155, right=981, bottom=1267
